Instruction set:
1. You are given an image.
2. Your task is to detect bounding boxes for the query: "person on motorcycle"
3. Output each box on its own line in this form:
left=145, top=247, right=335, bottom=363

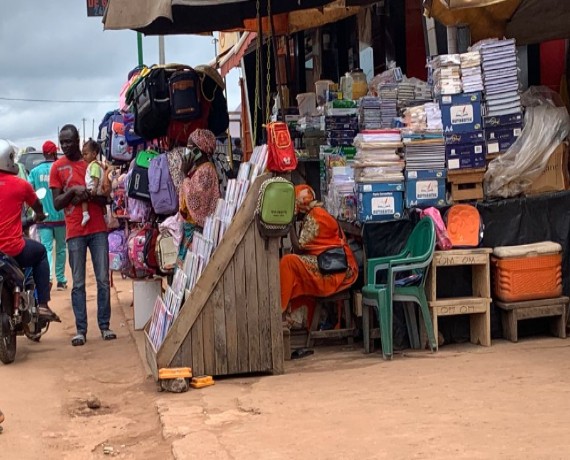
left=0, top=140, right=61, bottom=323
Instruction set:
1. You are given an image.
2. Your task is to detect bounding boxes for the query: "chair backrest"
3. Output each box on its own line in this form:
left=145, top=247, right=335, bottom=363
left=405, top=217, right=436, bottom=261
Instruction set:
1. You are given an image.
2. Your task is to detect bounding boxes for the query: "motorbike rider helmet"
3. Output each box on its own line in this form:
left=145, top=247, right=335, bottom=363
left=0, top=139, right=20, bottom=175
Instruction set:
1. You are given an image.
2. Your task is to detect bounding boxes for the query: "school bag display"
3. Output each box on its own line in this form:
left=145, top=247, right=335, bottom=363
left=127, top=150, right=159, bottom=202
left=445, top=204, right=484, bottom=248
left=266, top=122, right=298, bottom=173
left=110, top=120, right=133, bottom=163
left=255, top=177, right=295, bottom=240
left=148, top=153, right=178, bottom=215
left=111, top=172, right=128, bottom=218
left=108, top=230, right=130, bottom=272
left=169, top=68, right=201, bottom=121
left=97, top=110, right=122, bottom=160
left=195, top=65, right=229, bottom=136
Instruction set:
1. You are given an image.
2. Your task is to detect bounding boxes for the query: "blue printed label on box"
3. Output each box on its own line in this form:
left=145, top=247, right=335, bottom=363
left=357, top=183, right=404, bottom=222
left=444, top=131, right=484, bottom=145
left=405, top=170, right=447, bottom=208
left=483, top=112, right=523, bottom=128
left=485, top=124, right=523, bottom=154
left=446, top=142, right=486, bottom=169
left=439, top=92, right=483, bottom=134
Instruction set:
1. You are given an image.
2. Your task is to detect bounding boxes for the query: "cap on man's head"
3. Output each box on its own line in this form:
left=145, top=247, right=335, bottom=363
left=42, top=141, right=57, bottom=155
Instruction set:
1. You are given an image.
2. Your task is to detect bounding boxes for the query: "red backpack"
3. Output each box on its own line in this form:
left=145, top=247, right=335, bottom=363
left=266, top=122, right=297, bottom=172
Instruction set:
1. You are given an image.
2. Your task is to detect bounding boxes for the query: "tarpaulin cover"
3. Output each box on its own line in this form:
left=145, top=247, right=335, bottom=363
left=363, top=190, right=570, bottom=345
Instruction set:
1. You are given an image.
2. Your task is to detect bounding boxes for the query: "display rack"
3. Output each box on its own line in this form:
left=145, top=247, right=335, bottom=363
left=144, top=175, right=284, bottom=378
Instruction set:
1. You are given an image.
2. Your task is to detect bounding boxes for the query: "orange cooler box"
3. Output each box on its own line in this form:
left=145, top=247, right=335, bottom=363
left=491, top=242, right=562, bottom=302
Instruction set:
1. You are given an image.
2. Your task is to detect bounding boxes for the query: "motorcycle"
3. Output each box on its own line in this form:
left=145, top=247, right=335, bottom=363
left=0, top=188, right=52, bottom=364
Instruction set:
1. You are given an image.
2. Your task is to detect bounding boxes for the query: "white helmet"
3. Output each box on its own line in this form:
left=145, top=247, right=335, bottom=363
left=0, top=139, right=19, bottom=175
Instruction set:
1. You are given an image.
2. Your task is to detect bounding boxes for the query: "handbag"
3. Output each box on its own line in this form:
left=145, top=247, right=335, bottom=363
left=316, top=221, right=348, bottom=274
left=317, top=247, right=348, bottom=274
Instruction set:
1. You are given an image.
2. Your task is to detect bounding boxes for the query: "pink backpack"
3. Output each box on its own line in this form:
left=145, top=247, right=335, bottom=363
left=419, top=207, right=452, bottom=250
left=127, top=226, right=155, bottom=277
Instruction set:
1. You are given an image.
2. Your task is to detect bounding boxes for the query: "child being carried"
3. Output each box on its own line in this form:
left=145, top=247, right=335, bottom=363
left=81, top=139, right=106, bottom=227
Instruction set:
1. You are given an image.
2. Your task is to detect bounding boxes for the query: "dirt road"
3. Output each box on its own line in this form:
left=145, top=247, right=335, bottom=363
left=0, top=265, right=171, bottom=460
left=3, top=261, right=570, bottom=459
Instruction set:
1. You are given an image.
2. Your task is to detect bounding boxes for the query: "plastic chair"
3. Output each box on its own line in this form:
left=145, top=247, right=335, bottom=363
left=362, top=218, right=438, bottom=360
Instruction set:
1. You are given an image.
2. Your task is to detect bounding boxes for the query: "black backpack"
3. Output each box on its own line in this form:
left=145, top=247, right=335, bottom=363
left=129, top=67, right=172, bottom=140
left=169, top=69, right=201, bottom=122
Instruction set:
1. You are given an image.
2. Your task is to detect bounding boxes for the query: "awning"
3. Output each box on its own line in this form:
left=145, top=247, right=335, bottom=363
left=424, top=0, right=570, bottom=45
left=208, top=32, right=257, bottom=77
left=103, top=0, right=345, bottom=35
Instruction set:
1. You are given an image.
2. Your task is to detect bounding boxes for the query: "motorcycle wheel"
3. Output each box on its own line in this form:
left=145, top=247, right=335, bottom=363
left=0, top=288, right=16, bottom=364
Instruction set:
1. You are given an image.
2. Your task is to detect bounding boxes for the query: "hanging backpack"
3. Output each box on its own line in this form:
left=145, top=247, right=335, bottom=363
left=445, top=204, right=484, bottom=248
left=169, top=68, right=201, bottom=121
left=128, top=67, right=172, bottom=140
left=127, top=226, right=156, bottom=277
left=111, top=172, right=128, bottom=219
left=155, top=233, right=178, bottom=274
left=148, top=153, right=179, bottom=215
left=98, top=110, right=122, bottom=160
left=127, top=150, right=159, bottom=202
left=108, top=229, right=130, bottom=272
left=255, top=177, right=295, bottom=241
left=196, top=65, right=229, bottom=137
left=166, top=97, right=211, bottom=147
left=166, top=147, right=185, bottom=192
left=123, top=112, right=146, bottom=149
left=266, top=122, right=298, bottom=172
left=143, top=226, right=160, bottom=271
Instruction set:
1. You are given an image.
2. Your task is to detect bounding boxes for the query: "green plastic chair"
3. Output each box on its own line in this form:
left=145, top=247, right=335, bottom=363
left=362, top=217, right=438, bottom=360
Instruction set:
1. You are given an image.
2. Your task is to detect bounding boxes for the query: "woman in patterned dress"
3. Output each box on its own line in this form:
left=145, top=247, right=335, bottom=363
left=280, top=185, right=358, bottom=325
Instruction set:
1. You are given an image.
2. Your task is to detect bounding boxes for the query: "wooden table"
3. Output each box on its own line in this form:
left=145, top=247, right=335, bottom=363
left=422, top=248, right=492, bottom=349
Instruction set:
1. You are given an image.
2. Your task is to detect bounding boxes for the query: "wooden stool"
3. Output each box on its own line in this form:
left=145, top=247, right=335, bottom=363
left=495, top=297, right=569, bottom=342
left=447, top=168, right=486, bottom=202
left=421, top=248, right=492, bottom=349
left=307, top=290, right=354, bottom=347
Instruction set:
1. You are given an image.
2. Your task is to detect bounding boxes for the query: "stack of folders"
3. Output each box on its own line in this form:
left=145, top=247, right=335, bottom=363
left=353, top=130, right=404, bottom=183
left=360, top=96, right=382, bottom=130
left=403, top=134, right=446, bottom=171
left=378, top=83, right=399, bottom=128
left=471, top=38, right=521, bottom=117
left=460, top=51, right=483, bottom=93
left=431, top=54, right=462, bottom=96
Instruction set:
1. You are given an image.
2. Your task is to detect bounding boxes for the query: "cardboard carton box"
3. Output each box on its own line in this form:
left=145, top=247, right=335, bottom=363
left=527, top=142, right=569, bottom=195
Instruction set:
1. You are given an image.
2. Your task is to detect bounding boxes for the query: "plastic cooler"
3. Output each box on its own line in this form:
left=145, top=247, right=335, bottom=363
left=491, top=242, right=563, bottom=302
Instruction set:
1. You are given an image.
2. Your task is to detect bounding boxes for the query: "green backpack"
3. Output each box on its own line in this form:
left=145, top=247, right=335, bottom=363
left=255, top=177, right=295, bottom=241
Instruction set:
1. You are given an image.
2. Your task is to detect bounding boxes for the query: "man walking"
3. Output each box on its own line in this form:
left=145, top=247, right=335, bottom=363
left=28, top=141, right=67, bottom=291
left=50, top=125, right=116, bottom=346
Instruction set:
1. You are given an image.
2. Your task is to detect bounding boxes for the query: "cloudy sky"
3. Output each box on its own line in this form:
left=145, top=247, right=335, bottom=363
left=0, top=0, right=241, bottom=151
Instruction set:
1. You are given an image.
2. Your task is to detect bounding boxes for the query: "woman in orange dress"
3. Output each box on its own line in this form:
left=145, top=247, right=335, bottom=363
left=280, top=185, right=358, bottom=324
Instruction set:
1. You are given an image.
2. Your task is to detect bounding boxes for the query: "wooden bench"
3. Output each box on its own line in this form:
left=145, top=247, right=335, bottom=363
left=495, top=297, right=569, bottom=343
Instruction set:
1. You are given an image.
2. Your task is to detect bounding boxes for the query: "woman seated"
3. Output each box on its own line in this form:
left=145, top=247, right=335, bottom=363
left=280, top=185, right=358, bottom=326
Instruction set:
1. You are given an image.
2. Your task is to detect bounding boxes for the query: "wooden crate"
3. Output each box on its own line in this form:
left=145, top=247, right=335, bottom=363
left=422, top=248, right=493, bottom=349
left=145, top=175, right=284, bottom=379
left=447, top=168, right=486, bottom=202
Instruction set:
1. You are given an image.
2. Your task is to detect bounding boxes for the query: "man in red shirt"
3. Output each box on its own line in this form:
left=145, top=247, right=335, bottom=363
left=0, top=140, right=60, bottom=322
left=50, top=125, right=116, bottom=346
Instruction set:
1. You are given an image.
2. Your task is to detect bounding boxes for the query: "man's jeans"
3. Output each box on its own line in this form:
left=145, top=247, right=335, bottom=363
left=67, top=232, right=111, bottom=334
left=14, top=238, right=50, bottom=304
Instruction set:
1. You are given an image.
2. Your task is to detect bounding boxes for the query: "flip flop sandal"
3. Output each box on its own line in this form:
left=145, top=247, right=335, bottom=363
left=38, top=307, right=61, bottom=323
left=101, top=329, right=117, bottom=341
left=291, top=348, right=314, bottom=360
left=71, top=334, right=86, bottom=347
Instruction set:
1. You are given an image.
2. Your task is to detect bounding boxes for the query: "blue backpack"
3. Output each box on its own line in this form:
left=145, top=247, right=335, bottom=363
left=148, top=153, right=178, bottom=215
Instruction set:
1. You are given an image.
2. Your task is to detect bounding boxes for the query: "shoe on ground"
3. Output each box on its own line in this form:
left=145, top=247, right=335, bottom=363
left=57, top=282, right=67, bottom=291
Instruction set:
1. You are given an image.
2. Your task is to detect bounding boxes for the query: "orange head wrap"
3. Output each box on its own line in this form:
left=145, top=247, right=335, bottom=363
left=295, top=184, right=317, bottom=214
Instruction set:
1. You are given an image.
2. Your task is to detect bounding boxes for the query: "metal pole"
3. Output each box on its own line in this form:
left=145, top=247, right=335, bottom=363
left=137, top=32, right=144, bottom=66
left=257, top=14, right=266, bottom=144
left=158, top=36, right=166, bottom=65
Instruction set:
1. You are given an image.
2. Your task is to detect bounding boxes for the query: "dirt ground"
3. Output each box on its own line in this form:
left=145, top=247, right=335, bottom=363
left=3, top=262, right=570, bottom=459
left=0, top=264, right=172, bottom=459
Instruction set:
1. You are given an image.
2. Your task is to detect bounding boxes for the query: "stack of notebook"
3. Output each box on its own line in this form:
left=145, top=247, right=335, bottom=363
left=353, top=130, right=404, bottom=182
left=378, top=83, right=399, bottom=128
left=430, top=54, right=462, bottom=96
left=402, top=134, right=446, bottom=171
left=360, top=96, right=382, bottom=130
left=471, top=38, right=521, bottom=117
left=460, top=51, right=483, bottom=93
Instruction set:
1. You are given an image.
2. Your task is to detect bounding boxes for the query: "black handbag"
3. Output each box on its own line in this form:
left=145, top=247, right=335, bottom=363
left=317, top=247, right=348, bottom=274
left=317, top=221, right=349, bottom=274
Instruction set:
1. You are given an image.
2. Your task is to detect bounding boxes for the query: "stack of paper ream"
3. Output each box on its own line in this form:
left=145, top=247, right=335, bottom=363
left=471, top=38, right=521, bottom=117
left=460, top=51, right=483, bottom=93
left=353, top=130, right=404, bottom=182
left=431, top=54, right=462, bottom=96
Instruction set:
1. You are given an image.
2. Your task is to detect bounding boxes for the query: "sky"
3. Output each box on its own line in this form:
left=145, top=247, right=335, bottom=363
left=0, top=0, right=241, bottom=151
